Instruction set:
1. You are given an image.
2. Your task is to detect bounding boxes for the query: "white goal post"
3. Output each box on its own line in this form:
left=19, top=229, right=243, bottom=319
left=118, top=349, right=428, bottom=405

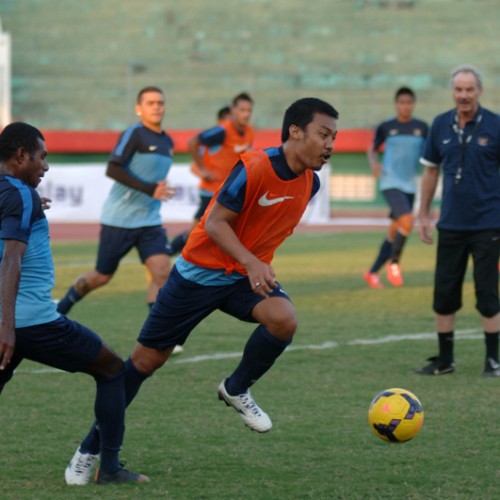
left=0, top=17, right=12, bottom=128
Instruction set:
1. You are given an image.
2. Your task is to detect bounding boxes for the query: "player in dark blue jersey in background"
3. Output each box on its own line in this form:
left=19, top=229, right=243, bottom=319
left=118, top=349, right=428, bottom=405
left=57, top=86, right=175, bottom=316
left=0, top=122, right=147, bottom=485
left=364, top=87, right=428, bottom=288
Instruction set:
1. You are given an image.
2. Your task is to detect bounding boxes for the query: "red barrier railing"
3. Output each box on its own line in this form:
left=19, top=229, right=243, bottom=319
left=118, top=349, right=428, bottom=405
left=42, top=128, right=373, bottom=154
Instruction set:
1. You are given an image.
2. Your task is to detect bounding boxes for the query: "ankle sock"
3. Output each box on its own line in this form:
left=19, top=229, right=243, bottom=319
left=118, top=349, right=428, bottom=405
left=484, top=331, right=499, bottom=362
left=57, top=286, right=82, bottom=314
left=391, top=231, right=408, bottom=264
left=438, top=331, right=454, bottom=365
left=225, top=325, right=292, bottom=395
left=370, top=239, right=392, bottom=274
left=94, top=370, right=126, bottom=474
left=79, top=357, right=150, bottom=458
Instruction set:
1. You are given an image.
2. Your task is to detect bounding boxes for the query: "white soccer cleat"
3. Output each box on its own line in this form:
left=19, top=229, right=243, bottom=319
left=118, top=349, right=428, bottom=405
left=64, top=447, right=99, bottom=485
left=172, top=345, right=184, bottom=355
left=217, top=380, right=272, bottom=433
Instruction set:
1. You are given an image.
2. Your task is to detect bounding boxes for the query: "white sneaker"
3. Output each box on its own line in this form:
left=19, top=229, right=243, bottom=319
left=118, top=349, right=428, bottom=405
left=172, top=345, right=184, bottom=355
left=217, top=380, right=272, bottom=433
left=64, top=447, right=99, bottom=485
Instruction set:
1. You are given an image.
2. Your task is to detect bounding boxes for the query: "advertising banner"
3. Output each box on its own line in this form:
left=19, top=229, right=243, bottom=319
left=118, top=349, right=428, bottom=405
left=37, top=163, right=331, bottom=224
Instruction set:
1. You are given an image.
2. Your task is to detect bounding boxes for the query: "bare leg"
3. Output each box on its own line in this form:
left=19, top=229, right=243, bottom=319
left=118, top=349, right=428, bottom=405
left=144, top=254, right=170, bottom=305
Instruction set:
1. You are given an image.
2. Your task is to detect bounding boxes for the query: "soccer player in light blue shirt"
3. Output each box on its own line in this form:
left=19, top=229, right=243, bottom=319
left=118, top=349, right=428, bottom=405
left=0, top=122, right=147, bottom=485
left=57, top=87, right=176, bottom=316
left=364, top=87, right=428, bottom=288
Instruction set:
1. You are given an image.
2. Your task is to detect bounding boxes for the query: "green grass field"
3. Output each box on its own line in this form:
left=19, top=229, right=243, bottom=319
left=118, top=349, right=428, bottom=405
left=1, top=231, right=497, bottom=499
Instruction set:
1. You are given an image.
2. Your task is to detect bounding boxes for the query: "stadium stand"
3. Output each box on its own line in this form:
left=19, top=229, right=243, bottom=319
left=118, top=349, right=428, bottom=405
left=1, top=0, right=500, bottom=133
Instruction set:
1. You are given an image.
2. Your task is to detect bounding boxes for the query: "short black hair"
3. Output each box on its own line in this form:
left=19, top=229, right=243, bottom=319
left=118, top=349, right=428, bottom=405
left=217, top=106, right=231, bottom=120
left=0, top=122, right=45, bottom=162
left=137, top=86, right=164, bottom=103
left=394, top=86, right=415, bottom=100
left=281, top=98, right=339, bottom=142
left=232, top=92, right=253, bottom=106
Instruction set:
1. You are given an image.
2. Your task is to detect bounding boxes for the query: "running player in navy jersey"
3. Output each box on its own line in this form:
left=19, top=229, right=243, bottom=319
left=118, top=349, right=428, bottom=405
left=57, top=86, right=175, bottom=315
left=0, top=122, right=147, bottom=485
left=65, top=98, right=339, bottom=483
left=364, top=87, right=428, bottom=288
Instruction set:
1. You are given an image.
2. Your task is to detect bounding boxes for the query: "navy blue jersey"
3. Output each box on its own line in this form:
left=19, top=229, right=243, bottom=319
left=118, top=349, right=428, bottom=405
left=0, top=175, right=59, bottom=327
left=101, top=123, right=174, bottom=228
left=421, top=107, right=500, bottom=230
left=198, top=125, right=226, bottom=149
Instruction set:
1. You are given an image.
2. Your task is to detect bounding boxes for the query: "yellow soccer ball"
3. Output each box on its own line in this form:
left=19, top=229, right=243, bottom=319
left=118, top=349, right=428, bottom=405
left=368, top=388, right=424, bottom=443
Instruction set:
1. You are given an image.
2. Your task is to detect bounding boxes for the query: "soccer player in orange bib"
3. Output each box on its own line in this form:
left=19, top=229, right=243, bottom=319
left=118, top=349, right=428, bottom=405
left=66, top=98, right=338, bottom=483
left=168, top=93, right=254, bottom=255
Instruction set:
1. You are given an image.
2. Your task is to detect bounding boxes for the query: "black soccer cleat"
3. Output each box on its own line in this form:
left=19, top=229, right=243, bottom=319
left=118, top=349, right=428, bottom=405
left=482, top=357, right=500, bottom=377
left=414, top=356, right=455, bottom=375
left=95, top=466, right=150, bottom=485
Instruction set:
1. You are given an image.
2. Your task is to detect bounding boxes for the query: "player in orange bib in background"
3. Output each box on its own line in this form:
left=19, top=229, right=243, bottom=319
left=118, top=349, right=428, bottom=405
left=168, top=93, right=254, bottom=255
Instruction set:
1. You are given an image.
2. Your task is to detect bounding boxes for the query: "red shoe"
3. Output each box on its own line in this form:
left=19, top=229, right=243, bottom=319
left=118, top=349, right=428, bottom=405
left=386, top=263, right=403, bottom=287
left=363, top=271, right=383, bottom=289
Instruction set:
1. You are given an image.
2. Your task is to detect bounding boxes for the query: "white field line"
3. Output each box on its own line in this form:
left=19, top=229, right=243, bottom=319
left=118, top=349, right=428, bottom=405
left=323, top=217, right=388, bottom=226
left=15, top=328, right=482, bottom=375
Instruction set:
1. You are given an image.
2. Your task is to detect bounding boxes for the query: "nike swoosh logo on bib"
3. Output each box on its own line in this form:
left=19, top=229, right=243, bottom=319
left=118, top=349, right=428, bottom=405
left=233, top=144, right=250, bottom=153
left=258, top=192, right=294, bottom=207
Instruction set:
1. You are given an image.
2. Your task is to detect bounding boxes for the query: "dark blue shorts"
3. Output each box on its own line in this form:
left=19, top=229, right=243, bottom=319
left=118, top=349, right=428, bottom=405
left=194, top=195, right=213, bottom=220
left=138, top=266, right=291, bottom=350
left=96, top=224, right=169, bottom=274
left=382, top=189, right=415, bottom=219
left=0, top=315, right=103, bottom=385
